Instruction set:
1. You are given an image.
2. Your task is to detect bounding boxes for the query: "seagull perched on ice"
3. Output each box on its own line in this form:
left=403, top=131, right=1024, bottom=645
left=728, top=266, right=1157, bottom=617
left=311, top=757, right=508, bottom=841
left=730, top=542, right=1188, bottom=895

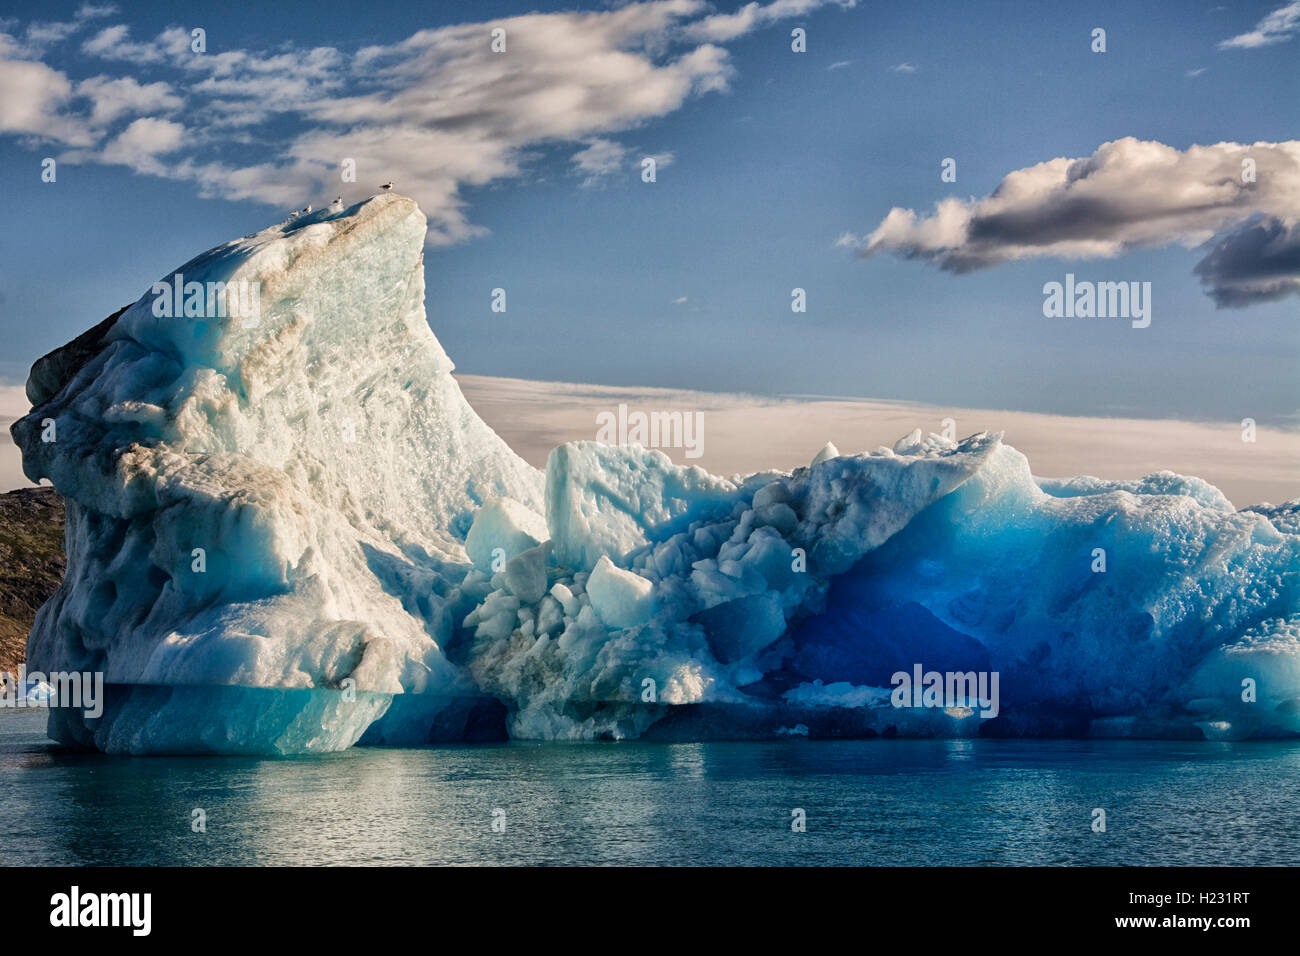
left=289, top=210, right=299, bottom=219
left=301, top=204, right=312, bottom=214
left=329, top=196, right=343, bottom=211
left=379, top=182, right=394, bottom=191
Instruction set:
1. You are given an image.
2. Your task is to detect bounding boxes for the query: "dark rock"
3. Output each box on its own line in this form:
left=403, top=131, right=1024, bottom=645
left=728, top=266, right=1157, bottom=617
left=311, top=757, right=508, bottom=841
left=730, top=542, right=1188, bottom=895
left=0, top=486, right=65, bottom=672
left=25, top=306, right=127, bottom=407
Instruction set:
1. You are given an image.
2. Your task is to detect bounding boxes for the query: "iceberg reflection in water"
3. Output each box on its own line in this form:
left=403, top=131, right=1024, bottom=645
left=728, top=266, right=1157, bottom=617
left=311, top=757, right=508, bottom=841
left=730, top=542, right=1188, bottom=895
left=3, top=710, right=1298, bottom=866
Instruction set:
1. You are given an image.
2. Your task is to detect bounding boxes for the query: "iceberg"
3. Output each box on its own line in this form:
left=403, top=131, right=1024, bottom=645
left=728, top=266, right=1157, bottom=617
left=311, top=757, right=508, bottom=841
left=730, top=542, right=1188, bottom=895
left=12, top=196, right=542, bottom=753
left=12, top=195, right=1300, bottom=752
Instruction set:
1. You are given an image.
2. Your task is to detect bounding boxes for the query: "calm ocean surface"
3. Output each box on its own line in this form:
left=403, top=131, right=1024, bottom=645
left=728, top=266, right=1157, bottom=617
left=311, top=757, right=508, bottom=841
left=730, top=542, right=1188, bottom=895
left=2, top=710, right=1296, bottom=866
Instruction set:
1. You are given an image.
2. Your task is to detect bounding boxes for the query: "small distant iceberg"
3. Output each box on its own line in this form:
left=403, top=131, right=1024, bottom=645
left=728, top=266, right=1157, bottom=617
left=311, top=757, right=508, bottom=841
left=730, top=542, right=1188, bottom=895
left=12, top=196, right=1300, bottom=753
left=1, top=678, right=55, bottom=704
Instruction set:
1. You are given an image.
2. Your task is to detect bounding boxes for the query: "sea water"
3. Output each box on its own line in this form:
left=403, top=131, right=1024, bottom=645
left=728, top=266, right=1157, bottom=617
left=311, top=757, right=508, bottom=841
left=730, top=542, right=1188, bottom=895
left=2, top=710, right=1296, bottom=866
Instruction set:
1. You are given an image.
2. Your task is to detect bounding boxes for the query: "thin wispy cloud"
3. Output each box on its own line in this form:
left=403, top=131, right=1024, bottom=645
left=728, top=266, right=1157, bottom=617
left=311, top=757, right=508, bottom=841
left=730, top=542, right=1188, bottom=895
left=889, top=62, right=917, bottom=73
left=571, top=137, right=629, bottom=187
left=4, top=3, right=116, bottom=58
left=684, top=0, right=856, bottom=42
left=643, top=150, right=675, bottom=170
left=1219, top=1, right=1300, bottom=48
left=451, top=374, right=1300, bottom=510
left=7, top=374, right=1295, bottom=506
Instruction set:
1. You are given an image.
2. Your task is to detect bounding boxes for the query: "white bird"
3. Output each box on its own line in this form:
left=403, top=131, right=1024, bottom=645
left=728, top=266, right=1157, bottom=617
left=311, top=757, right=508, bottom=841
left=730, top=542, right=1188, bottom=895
left=301, top=204, right=312, bottom=214
left=329, top=196, right=343, bottom=211
left=379, top=182, right=394, bottom=191
left=289, top=211, right=299, bottom=219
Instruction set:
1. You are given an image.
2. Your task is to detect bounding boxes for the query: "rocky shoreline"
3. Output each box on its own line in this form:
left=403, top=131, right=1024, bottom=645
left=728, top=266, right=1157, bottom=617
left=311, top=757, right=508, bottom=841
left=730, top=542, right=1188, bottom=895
left=0, top=486, right=63, bottom=674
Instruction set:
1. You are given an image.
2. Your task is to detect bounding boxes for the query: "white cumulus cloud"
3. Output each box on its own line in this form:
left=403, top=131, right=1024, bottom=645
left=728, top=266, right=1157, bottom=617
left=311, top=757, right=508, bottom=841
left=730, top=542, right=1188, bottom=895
left=0, top=1, right=897, bottom=245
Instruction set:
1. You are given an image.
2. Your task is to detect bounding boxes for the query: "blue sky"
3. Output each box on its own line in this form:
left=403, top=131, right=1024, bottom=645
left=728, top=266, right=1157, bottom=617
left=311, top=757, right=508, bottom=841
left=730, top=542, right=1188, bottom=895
left=1, top=0, right=1297, bottom=423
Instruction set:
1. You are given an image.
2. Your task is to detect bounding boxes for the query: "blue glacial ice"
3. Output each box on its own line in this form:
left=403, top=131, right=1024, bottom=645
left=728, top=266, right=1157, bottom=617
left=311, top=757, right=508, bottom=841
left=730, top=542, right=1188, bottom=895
left=11, top=195, right=1300, bottom=753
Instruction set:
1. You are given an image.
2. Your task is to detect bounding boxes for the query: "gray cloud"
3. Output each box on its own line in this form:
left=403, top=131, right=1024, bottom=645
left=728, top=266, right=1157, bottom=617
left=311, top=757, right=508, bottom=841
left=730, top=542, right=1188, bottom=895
left=853, top=137, right=1300, bottom=306
left=1194, top=216, right=1300, bottom=306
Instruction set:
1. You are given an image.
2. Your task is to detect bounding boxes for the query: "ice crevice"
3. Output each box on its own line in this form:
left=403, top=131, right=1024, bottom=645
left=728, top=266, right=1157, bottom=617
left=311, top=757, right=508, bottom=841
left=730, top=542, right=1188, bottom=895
left=12, top=195, right=1300, bottom=753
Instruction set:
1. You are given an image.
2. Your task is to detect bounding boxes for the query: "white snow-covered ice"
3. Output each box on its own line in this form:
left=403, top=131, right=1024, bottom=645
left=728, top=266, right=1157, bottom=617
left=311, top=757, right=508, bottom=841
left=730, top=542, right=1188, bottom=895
left=12, top=195, right=1300, bottom=752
